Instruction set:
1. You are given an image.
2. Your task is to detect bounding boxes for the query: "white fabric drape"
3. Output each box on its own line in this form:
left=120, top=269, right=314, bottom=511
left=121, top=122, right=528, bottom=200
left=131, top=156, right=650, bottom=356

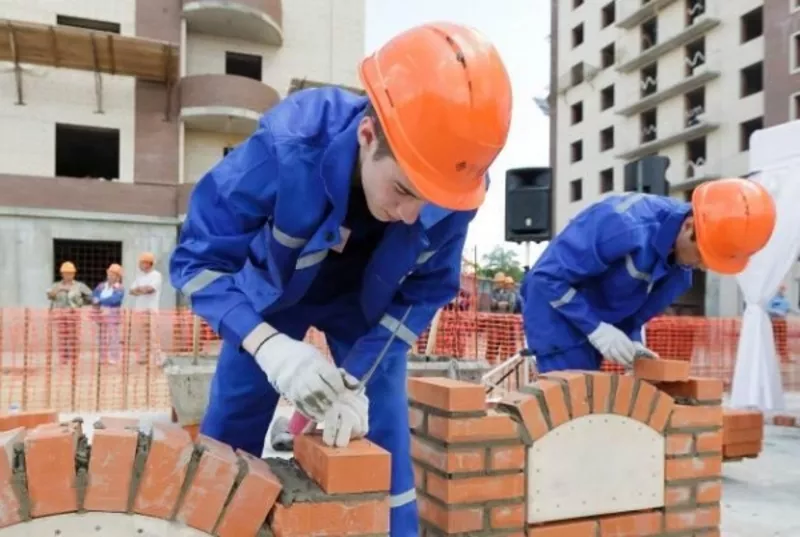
left=731, top=122, right=800, bottom=410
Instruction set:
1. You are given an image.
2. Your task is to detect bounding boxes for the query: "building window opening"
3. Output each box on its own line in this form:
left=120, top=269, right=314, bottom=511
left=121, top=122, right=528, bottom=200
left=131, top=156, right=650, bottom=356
left=740, top=117, right=763, bottom=152
left=55, top=124, right=120, bottom=180
left=225, top=51, right=263, bottom=81
left=601, top=84, right=615, bottom=110
left=685, top=38, right=705, bottom=76
left=601, top=2, right=616, bottom=28
left=56, top=15, right=120, bottom=34
left=601, top=43, right=616, bottom=68
left=740, top=7, right=763, bottom=43
left=571, top=140, right=584, bottom=163
left=572, top=23, right=585, bottom=48
left=570, top=179, right=583, bottom=202
left=640, top=109, right=657, bottom=143
left=571, top=101, right=584, bottom=124
left=640, top=63, right=657, bottom=98
left=600, top=168, right=614, bottom=193
left=600, top=126, right=615, bottom=151
left=641, top=18, right=657, bottom=51
left=685, top=88, right=705, bottom=127
left=53, top=239, right=123, bottom=289
left=686, top=0, right=706, bottom=26
left=685, top=137, right=707, bottom=179
left=740, top=61, right=763, bottom=97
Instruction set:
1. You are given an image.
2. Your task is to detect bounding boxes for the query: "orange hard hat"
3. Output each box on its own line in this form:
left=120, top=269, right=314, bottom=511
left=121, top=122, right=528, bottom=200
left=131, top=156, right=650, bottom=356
left=691, top=178, right=776, bottom=275
left=107, top=263, right=123, bottom=276
left=139, top=252, right=155, bottom=264
left=504, top=276, right=514, bottom=285
left=359, top=22, right=512, bottom=211
left=60, top=261, right=76, bottom=273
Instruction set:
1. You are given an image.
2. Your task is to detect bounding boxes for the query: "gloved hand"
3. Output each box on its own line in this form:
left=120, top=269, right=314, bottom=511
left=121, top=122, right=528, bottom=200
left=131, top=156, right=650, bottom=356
left=322, top=382, right=369, bottom=448
left=254, top=334, right=346, bottom=421
left=588, top=322, right=637, bottom=367
left=633, top=342, right=660, bottom=359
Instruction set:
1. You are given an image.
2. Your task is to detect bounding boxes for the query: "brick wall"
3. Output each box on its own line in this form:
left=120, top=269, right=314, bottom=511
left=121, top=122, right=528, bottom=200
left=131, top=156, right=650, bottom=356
left=409, top=362, right=724, bottom=537
left=0, top=416, right=392, bottom=536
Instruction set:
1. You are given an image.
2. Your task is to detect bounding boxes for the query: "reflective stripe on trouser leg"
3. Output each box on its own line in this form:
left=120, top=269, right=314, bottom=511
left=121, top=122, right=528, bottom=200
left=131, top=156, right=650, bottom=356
left=364, top=350, right=418, bottom=537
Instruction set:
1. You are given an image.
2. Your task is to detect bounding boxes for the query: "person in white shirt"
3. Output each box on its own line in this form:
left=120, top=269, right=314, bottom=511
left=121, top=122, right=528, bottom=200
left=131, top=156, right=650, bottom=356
left=129, top=252, right=163, bottom=364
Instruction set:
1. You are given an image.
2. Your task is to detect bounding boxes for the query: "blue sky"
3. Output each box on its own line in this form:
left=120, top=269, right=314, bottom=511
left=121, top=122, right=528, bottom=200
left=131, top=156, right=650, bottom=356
left=365, top=0, right=552, bottom=266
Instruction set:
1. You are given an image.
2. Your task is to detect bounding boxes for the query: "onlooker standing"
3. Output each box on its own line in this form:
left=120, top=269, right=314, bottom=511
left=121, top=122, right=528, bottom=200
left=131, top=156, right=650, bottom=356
left=129, top=252, right=163, bottom=364
left=92, top=263, right=125, bottom=364
left=46, top=261, right=92, bottom=364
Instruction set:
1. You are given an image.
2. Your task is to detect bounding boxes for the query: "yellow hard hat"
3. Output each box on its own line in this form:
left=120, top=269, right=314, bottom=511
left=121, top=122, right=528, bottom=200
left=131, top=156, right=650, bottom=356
left=107, top=263, right=123, bottom=276
left=60, top=261, right=76, bottom=273
left=493, top=272, right=506, bottom=283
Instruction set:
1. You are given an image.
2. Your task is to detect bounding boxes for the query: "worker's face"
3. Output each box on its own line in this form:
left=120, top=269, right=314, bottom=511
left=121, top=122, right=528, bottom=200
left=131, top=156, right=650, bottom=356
left=357, top=117, right=426, bottom=224
left=674, top=216, right=705, bottom=270
left=139, top=261, right=152, bottom=272
left=61, top=271, right=75, bottom=282
left=107, top=270, right=119, bottom=283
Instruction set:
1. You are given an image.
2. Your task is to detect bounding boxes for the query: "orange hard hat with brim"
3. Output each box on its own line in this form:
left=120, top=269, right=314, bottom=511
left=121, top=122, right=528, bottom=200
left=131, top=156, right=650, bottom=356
left=359, top=22, right=513, bottom=211
left=691, top=178, right=776, bottom=275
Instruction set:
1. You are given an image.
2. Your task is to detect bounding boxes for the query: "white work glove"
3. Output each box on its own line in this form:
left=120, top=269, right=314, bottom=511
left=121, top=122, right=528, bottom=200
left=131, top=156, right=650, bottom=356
left=588, top=322, right=637, bottom=367
left=254, top=334, right=346, bottom=421
left=633, top=342, right=660, bottom=360
left=322, top=380, right=369, bottom=448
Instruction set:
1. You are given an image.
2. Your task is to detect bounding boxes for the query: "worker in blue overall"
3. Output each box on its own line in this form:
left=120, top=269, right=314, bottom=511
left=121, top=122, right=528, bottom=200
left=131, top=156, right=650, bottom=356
left=520, top=179, right=775, bottom=373
left=169, top=22, right=512, bottom=536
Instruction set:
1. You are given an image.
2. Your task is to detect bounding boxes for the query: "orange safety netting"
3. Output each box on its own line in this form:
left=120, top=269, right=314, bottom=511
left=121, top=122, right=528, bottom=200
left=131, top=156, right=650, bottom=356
left=0, top=308, right=799, bottom=413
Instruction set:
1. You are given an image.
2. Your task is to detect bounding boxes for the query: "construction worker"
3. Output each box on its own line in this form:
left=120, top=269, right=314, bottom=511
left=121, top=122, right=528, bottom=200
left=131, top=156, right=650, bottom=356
left=170, top=22, right=512, bottom=535
left=521, top=178, right=776, bottom=373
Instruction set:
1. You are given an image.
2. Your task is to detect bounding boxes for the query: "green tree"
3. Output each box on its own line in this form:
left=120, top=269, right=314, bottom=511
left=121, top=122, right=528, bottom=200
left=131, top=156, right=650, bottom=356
left=477, top=246, right=523, bottom=282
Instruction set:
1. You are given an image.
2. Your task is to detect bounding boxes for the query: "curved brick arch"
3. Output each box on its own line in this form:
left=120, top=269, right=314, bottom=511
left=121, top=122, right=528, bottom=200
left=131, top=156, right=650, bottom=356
left=0, top=417, right=393, bottom=536
left=408, top=363, right=725, bottom=536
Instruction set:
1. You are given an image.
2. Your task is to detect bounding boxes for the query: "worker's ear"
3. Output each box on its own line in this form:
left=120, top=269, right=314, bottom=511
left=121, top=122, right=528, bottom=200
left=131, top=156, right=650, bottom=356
left=357, top=116, right=378, bottom=151
left=684, top=215, right=697, bottom=242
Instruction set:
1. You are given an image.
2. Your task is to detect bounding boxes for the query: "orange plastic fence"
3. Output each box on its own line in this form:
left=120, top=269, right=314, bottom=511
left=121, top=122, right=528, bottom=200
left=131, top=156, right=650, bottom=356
left=0, top=308, right=798, bottom=413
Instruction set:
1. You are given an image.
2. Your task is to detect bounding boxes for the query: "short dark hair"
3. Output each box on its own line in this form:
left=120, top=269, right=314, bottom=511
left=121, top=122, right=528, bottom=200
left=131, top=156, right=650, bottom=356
left=364, top=102, right=394, bottom=160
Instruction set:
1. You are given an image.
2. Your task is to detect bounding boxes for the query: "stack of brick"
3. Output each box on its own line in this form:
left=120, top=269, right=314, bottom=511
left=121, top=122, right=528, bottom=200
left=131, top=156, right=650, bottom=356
left=722, top=408, right=764, bottom=460
left=0, top=415, right=392, bottom=536
left=772, top=414, right=798, bottom=427
left=409, top=359, right=723, bottom=536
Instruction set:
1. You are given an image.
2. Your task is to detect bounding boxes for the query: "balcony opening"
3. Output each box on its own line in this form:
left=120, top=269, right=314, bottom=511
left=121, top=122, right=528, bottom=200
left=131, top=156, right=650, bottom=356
left=793, top=93, right=800, bottom=120
left=740, top=117, right=763, bottom=152
left=640, top=63, right=658, bottom=98
left=601, top=43, right=616, bottom=68
left=573, top=0, right=584, bottom=8
left=640, top=109, right=657, bottom=143
left=686, top=0, right=705, bottom=27
left=600, top=168, right=614, bottom=193
left=600, top=126, right=615, bottom=151
left=570, top=179, right=583, bottom=202
left=56, top=15, right=120, bottom=34
left=601, top=84, right=615, bottom=110
left=225, top=51, right=263, bottom=81
left=53, top=239, right=123, bottom=289
left=55, top=124, right=119, bottom=180
left=571, top=101, right=584, bottom=125
left=740, top=61, right=763, bottom=97
left=685, top=38, right=705, bottom=77
left=601, top=2, right=616, bottom=28
left=685, top=88, right=705, bottom=128
left=572, top=23, right=585, bottom=48
left=685, top=137, right=707, bottom=179
left=740, top=7, right=763, bottom=43
left=571, top=63, right=585, bottom=86
left=793, top=33, right=800, bottom=71
left=641, top=18, right=657, bottom=51
left=571, top=140, right=584, bottom=163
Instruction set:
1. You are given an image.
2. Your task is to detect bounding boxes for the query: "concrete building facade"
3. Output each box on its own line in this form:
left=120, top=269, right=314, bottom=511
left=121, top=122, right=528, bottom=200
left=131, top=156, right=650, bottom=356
left=0, top=0, right=365, bottom=307
left=550, top=0, right=800, bottom=316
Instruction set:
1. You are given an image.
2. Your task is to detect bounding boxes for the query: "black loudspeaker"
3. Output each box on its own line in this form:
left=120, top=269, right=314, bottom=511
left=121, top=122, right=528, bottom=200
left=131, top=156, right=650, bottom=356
left=505, top=167, right=553, bottom=243
left=623, top=155, right=671, bottom=195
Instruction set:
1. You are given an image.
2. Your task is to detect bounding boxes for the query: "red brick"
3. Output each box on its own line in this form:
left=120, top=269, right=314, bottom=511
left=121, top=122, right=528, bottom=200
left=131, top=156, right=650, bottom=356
left=411, top=436, right=483, bottom=473
left=612, top=375, right=636, bottom=416
left=24, top=422, right=79, bottom=517
left=648, top=392, right=675, bottom=433
left=83, top=417, right=139, bottom=512
left=294, top=434, right=390, bottom=494
left=658, top=377, right=724, bottom=401
left=773, top=415, right=797, bottom=427
left=427, top=412, right=519, bottom=443
left=407, top=378, right=485, bottom=412
left=670, top=405, right=723, bottom=429
left=132, top=422, right=193, bottom=518
left=418, top=496, right=483, bottom=533
left=0, top=428, right=24, bottom=528
left=634, top=358, right=691, bottom=382
left=631, top=380, right=658, bottom=423
left=426, top=472, right=524, bottom=504
left=499, top=391, right=550, bottom=440
left=0, top=410, right=58, bottom=432
left=490, top=504, right=525, bottom=528
left=666, top=456, right=722, bottom=481
left=215, top=450, right=282, bottom=537
left=176, top=435, right=239, bottom=532
left=408, top=406, right=425, bottom=431
left=665, top=506, right=721, bottom=531
left=723, top=408, right=763, bottom=430
left=489, top=445, right=526, bottom=471
left=529, top=520, right=598, bottom=537
left=532, top=379, right=570, bottom=427
left=586, top=372, right=612, bottom=413
left=413, top=465, right=425, bottom=490
left=666, top=433, right=693, bottom=456
left=270, top=497, right=390, bottom=537
left=723, top=427, right=763, bottom=444
left=697, top=480, right=722, bottom=503
left=599, top=510, right=663, bottom=536
left=723, top=441, right=762, bottom=458
left=696, top=430, right=723, bottom=453
left=665, top=485, right=692, bottom=506
left=541, top=371, right=590, bottom=418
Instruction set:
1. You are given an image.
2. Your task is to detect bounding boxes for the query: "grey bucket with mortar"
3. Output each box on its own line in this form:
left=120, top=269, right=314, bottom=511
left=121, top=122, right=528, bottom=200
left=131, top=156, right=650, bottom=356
left=162, top=355, right=217, bottom=426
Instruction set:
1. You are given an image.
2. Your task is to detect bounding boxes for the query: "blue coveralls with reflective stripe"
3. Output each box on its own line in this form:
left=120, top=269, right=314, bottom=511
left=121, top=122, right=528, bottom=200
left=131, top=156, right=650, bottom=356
left=169, top=87, right=476, bottom=537
left=520, top=193, right=694, bottom=372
